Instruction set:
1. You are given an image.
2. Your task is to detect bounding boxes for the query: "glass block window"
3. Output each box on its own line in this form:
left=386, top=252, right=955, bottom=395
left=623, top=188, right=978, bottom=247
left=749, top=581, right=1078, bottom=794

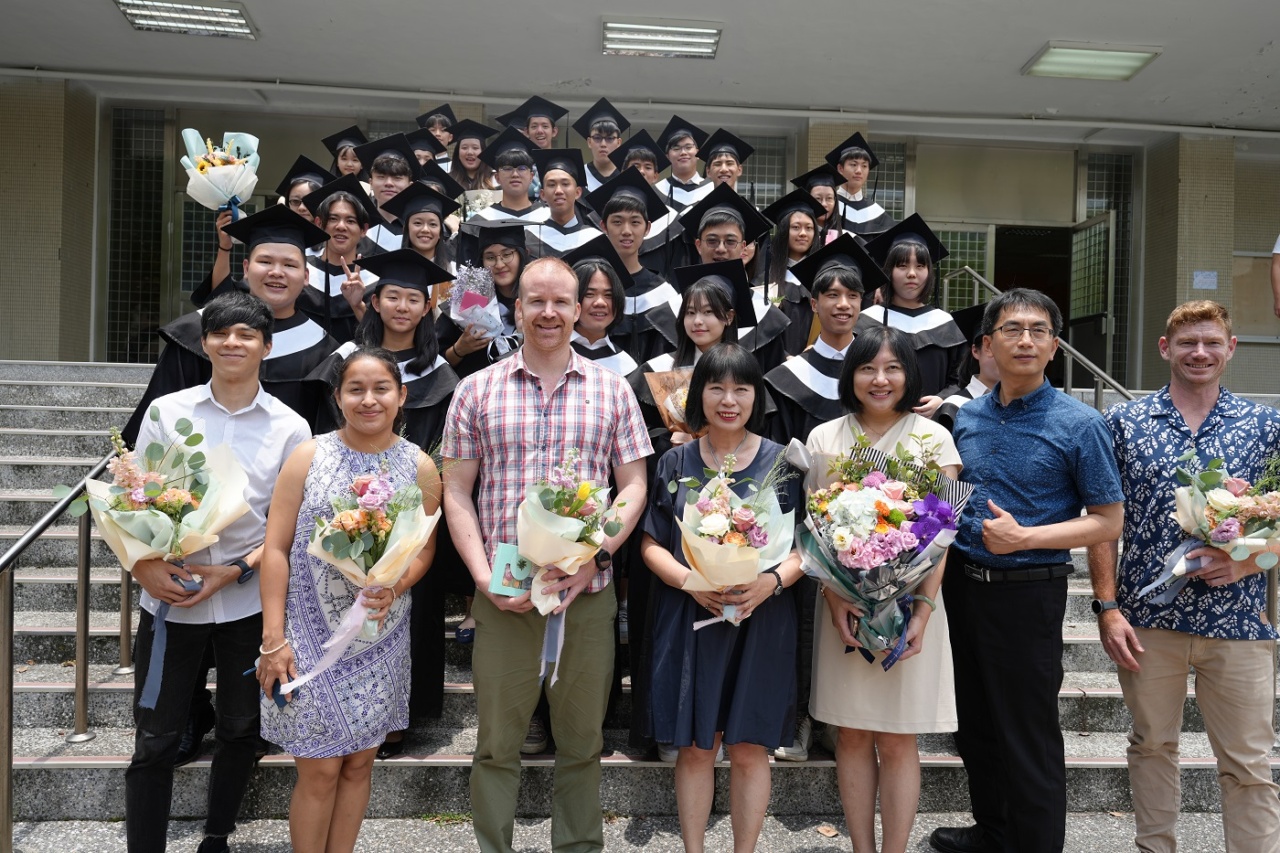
left=180, top=197, right=258, bottom=295
left=738, top=135, right=788, bottom=208
left=870, top=142, right=906, bottom=221
left=1086, top=153, right=1135, bottom=383
left=106, top=108, right=167, bottom=363
left=1070, top=217, right=1110, bottom=320
left=936, top=228, right=990, bottom=312
left=368, top=119, right=415, bottom=140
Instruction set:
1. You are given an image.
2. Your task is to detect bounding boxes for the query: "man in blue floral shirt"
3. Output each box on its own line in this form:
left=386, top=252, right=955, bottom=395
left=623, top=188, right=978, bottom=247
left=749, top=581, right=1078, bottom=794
left=1089, top=300, right=1280, bottom=853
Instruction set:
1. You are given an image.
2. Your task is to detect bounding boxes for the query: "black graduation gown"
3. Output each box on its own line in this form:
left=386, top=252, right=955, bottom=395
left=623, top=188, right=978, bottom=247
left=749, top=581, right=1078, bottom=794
left=523, top=215, right=602, bottom=260
left=302, top=256, right=379, bottom=345
left=934, top=375, right=990, bottom=434
left=435, top=290, right=520, bottom=379
left=652, top=174, right=714, bottom=213
left=738, top=299, right=792, bottom=376
left=468, top=201, right=551, bottom=224
left=856, top=304, right=967, bottom=399
left=835, top=189, right=897, bottom=236
left=759, top=268, right=814, bottom=357
left=367, top=217, right=404, bottom=253
left=616, top=268, right=681, bottom=363
left=764, top=346, right=848, bottom=446
left=584, top=161, right=616, bottom=193
left=570, top=333, right=640, bottom=378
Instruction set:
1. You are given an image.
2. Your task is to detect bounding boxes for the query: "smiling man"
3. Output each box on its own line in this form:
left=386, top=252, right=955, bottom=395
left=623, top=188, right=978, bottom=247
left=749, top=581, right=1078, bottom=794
left=825, top=132, right=896, bottom=236
left=470, top=127, right=551, bottom=224
left=352, top=134, right=424, bottom=252
left=524, top=148, right=601, bottom=259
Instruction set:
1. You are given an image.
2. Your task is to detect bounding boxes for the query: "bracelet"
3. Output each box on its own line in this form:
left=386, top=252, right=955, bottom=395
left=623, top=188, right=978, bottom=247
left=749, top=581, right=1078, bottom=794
left=259, top=639, right=289, bottom=656
left=913, top=594, right=937, bottom=612
left=391, top=586, right=398, bottom=601
left=217, top=245, right=232, bottom=253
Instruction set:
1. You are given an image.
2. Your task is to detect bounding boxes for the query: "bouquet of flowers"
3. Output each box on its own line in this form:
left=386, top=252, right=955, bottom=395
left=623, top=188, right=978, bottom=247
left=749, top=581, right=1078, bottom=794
left=446, top=264, right=515, bottom=356
left=788, top=434, right=972, bottom=669
left=674, top=450, right=796, bottom=628
left=644, top=368, right=705, bottom=438
left=1137, top=451, right=1280, bottom=602
left=180, top=128, right=261, bottom=220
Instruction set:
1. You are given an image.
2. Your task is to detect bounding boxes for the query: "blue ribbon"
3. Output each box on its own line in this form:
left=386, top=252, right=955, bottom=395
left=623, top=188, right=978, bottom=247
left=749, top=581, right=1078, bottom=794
left=138, top=564, right=203, bottom=710
left=844, top=595, right=914, bottom=671
left=539, top=591, right=568, bottom=687
left=218, top=195, right=243, bottom=222
left=1137, top=538, right=1205, bottom=605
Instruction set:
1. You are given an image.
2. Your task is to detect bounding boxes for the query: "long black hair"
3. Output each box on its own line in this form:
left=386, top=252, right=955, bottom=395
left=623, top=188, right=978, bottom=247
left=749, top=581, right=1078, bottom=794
left=674, top=278, right=740, bottom=367
left=766, top=208, right=818, bottom=292
left=878, top=238, right=938, bottom=307
left=355, top=287, right=441, bottom=374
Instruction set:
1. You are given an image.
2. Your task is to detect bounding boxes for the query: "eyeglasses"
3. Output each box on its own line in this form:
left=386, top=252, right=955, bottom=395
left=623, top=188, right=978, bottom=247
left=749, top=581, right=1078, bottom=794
left=700, top=237, right=741, bottom=250
left=995, top=322, right=1055, bottom=341
left=668, top=144, right=697, bottom=155
left=482, top=249, right=519, bottom=266
left=497, top=165, right=531, bottom=175
left=589, top=134, right=620, bottom=143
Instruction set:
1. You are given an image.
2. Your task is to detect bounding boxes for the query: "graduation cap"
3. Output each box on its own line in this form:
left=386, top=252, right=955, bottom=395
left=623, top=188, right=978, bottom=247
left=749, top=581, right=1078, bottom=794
left=457, top=219, right=528, bottom=265
left=562, top=233, right=636, bottom=292
left=416, top=103, right=458, bottom=128
left=358, top=249, right=454, bottom=296
left=380, top=182, right=461, bottom=225
left=608, top=129, right=671, bottom=173
left=222, top=203, right=328, bottom=252
left=321, top=125, right=368, bottom=157
left=823, top=131, right=880, bottom=170
left=657, top=115, right=708, bottom=151
left=583, top=166, right=668, bottom=223
left=301, top=174, right=380, bottom=222
left=699, top=129, right=755, bottom=165
left=530, top=148, right=586, bottom=187
left=414, top=161, right=465, bottom=200
left=790, top=163, right=845, bottom=191
left=447, top=119, right=499, bottom=146
left=406, top=127, right=447, bottom=158
left=761, top=189, right=825, bottom=228
left=679, top=183, right=773, bottom=246
left=273, top=155, right=334, bottom=200
left=352, top=134, right=423, bottom=179
left=864, top=213, right=950, bottom=267
left=478, top=126, right=537, bottom=167
left=493, top=96, right=568, bottom=129
left=790, top=233, right=888, bottom=295
left=673, top=259, right=756, bottom=322
left=571, top=97, right=631, bottom=139
left=951, top=303, right=987, bottom=346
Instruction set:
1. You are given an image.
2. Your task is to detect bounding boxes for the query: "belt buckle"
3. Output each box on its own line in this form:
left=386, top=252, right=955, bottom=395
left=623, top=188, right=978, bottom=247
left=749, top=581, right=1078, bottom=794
left=964, top=564, right=989, bottom=583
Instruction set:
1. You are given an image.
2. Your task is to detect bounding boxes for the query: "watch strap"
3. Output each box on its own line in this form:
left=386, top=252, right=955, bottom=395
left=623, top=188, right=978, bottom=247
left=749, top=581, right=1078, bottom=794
left=232, top=558, right=254, bottom=584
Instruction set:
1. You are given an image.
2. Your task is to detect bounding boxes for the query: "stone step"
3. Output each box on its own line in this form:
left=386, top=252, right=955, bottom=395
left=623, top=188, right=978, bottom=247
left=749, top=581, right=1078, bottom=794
left=0, top=381, right=146, bottom=409
left=0, top=525, right=122, bottom=568
left=0, top=490, right=69, bottom=527
left=13, top=567, right=138, bottom=612
left=0, top=404, right=133, bottom=432
left=0, top=457, right=100, bottom=490
left=0, top=361, right=155, bottom=384
left=12, top=610, right=139, bottom=666
left=0, top=428, right=115, bottom=457
left=8, top=726, right=1272, bottom=820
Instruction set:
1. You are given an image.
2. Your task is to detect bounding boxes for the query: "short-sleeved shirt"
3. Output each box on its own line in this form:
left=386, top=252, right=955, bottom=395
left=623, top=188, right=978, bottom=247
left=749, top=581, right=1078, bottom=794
left=1104, top=386, right=1280, bottom=640
left=441, top=348, right=652, bottom=591
left=953, top=379, right=1124, bottom=568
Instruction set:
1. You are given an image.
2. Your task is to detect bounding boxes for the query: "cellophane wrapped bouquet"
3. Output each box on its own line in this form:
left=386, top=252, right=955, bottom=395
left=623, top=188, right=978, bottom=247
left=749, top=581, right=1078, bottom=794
left=181, top=128, right=260, bottom=219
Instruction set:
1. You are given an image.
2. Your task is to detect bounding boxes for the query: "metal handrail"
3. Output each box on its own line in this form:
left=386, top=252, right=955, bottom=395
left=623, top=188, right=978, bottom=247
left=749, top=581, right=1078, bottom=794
left=0, top=450, right=126, bottom=853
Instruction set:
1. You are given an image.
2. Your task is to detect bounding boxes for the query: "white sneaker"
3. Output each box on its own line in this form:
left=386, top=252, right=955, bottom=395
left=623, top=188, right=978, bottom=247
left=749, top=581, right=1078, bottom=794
left=521, top=716, right=549, bottom=755
left=774, top=715, right=812, bottom=762
left=657, top=742, right=678, bottom=763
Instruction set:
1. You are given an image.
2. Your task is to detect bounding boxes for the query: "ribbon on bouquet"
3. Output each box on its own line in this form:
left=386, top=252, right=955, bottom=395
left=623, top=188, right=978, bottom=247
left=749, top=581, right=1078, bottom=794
left=538, top=590, right=568, bottom=688
left=218, top=194, right=243, bottom=222
left=1136, top=538, right=1205, bottom=605
left=278, top=588, right=381, bottom=696
left=139, top=562, right=204, bottom=710
left=845, top=596, right=914, bottom=672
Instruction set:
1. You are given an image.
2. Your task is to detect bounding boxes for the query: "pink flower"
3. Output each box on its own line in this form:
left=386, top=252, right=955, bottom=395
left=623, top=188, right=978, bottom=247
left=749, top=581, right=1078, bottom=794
left=747, top=526, right=769, bottom=548
left=696, top=497, right=714, bottom=514
left=861, top=471, right=888, bottom=489
left=731, top=507, right=757, bottom=532
left=881, top=480, right=908, bottom=501
left=578, top=498, right=599, bottom=517
left=351, top=475, right=376, bottom=497
left=1224, top=477, right=1251, bottom=497
left=1211, top=516, right=1243, bottom=543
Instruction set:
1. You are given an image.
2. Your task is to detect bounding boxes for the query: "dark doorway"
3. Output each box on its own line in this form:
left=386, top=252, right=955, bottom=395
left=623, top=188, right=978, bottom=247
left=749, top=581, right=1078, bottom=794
left=993, top=226, right=1072, bottom=387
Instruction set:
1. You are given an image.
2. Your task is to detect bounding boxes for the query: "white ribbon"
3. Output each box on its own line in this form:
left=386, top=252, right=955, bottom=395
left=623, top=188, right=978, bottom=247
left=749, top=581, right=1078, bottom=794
left=278, top=588, right=378, bottom=696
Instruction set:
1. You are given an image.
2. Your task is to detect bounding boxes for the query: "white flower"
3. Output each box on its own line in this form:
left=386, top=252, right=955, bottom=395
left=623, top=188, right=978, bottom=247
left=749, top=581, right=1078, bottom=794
left=831, top=527, right=854, bottom=551
left=1205, top=488, right=1240, bottom=514
left=829, top=489, right=879, bottom=538
left=698, top=512, right=731, bottom=538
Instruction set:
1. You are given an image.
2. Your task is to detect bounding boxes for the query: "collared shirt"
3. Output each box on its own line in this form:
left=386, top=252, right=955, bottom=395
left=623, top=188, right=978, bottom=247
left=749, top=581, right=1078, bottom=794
left=1104, top=386, right=1280, bottom=640
left=811, top=337, right=850, bottom=360
left=953, top=379, right=1124, bottom=568
left=134, top=383, right=311, bottom=624
left=442, top=349, right=652, bottom=592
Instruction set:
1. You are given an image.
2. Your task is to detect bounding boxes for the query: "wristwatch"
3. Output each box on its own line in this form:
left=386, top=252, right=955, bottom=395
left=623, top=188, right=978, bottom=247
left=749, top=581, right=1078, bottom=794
left=232, top=558, right=255, bottom=584
left=765, top=569, right=784, bottom=597
left=1091, top=599, right=1119, bottom=615
left=595, top=549, right=613, bottom=572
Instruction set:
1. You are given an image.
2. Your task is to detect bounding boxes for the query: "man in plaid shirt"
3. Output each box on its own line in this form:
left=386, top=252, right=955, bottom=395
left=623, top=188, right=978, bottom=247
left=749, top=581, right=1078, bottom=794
left=443, top=256, right=651, bottom=853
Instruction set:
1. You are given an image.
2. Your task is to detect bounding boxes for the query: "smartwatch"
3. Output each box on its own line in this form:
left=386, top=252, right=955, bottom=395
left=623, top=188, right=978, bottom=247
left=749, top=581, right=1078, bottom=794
left=766, top=568, right=784, bottom=597
left=232, top=558, right=255, bottom=584
left=595, top=549, right=613, bottom=572
left=1091, top=599, right=1119, bottom=615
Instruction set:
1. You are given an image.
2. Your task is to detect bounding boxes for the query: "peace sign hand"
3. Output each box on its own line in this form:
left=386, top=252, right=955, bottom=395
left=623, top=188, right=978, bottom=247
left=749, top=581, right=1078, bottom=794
left=340, top=255, right=366, bottom=312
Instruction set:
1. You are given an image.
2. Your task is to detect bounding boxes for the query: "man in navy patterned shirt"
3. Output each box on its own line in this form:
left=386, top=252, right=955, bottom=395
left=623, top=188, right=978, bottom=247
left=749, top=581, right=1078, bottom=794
left=1089, top=300, right=1280, bottom=853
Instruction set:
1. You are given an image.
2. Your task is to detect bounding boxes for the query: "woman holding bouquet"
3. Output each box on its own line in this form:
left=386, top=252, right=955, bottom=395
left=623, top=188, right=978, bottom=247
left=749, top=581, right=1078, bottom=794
left=640, top=343, right=804, bottom=853
left=258, top=347, right=440, bottom=853
left=806, top=323, right=961, bottom=853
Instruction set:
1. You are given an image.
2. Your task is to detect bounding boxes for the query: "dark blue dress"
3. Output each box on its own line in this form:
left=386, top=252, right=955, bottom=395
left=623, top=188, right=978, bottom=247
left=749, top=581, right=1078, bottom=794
left=642, top=438, right=802, bottom=751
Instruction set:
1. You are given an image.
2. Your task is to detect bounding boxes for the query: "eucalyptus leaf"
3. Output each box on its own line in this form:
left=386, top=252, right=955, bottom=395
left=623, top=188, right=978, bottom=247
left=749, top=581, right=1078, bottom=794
left=361, top=532, right=375, bottom=549
left=685, top=492, right=699, bottom=505
left=324, top=531, right=348, bottom=553
left=703, top=468, right=719, bottom=478
left=188, top=452, right=205, bottom=470
left=603, top=520, right=622, bottom=538
left=143, top=481, right=162, bottom=498
left=144, top=443, right=164, bottom=463
left=1257, top=552, right=1279, bottom=571
left=148, top=406, right=160, bottom=422
left=350, top=538, right=365, bottom=558
left=1199, top=470, right=1225, bottom=487
left=1230, top=545, right=1251, bottom=561
left=174, top=418, right=193, bottom=437
left=1208, top=458, right=1224, bottom=470
left=1175, top=470, right=1192, bottom=486
left=667, top=481, right=678, bottom=494
left=68, top=501, right=89, bottom=518
left=109, top=485, right=126, bottom=495
left=52, top=485, right=74, bottom=500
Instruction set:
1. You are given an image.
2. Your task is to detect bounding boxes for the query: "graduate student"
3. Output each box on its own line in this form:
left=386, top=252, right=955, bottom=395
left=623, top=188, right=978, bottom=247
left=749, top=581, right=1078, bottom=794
left=298, top=175, right=382, bottom=344
left=380, top=181, right=460, bottom=282
left=446, top=119, right=499, bottom=196
left=699, top=129, right=754, bottom=192
left=563, top=235, right=639, bottom=377
left=760, top=189, right=828, bottom=354
left=468, top=127, right=550, bottom=223
left=437, top=220, right=526, bottom=378
left=352, top=134, right=424, bottom=253
left=406, top=127, right=448, bottom=169
left=610, top=129, right=669, bottom=187
left=320, top=125, right=368, bottom=179
left=493, top=95, right=567, bottom=150
left=525, top=148, right=601, bottom=258
left=790, top=163, right=846, bottom=244
left=416, top=102, right=456, bottom=170
left=653, top=115, right=714, bottom=212
left=825, top=131, right=896, bottom=236
left=933, top=304, right=997, bottom=434
left=573, top=97, right=629, bottom=191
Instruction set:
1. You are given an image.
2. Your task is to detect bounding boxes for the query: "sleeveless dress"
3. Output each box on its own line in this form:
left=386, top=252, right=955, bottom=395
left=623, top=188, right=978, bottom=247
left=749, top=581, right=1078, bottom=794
left=259, top=432, right=420, bottom=757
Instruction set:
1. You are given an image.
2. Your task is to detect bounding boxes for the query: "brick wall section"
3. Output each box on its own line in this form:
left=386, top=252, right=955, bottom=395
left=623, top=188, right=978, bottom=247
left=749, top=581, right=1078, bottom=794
left=804, top=121, right=868, bottom=170
left=58, top=84, right=96, bottom=360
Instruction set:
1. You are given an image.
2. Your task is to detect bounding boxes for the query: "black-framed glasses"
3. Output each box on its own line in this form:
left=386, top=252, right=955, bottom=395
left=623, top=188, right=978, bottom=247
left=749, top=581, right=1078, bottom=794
left=995, top=322, right=1055, bottom=341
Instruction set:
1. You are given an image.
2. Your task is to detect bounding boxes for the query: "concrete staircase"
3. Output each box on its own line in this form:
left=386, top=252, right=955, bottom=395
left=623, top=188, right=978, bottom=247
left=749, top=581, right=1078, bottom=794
left=1, top=361, right=1276, bottom=833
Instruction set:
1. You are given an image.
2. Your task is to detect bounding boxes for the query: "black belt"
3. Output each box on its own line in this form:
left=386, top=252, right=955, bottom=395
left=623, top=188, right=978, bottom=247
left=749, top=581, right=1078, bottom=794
left=963, top=562, right=1073, bottom=583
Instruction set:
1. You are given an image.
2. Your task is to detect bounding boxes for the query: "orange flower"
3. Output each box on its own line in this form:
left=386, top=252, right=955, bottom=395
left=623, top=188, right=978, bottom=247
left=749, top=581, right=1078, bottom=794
left=874, top=500, right=892, bottom=516
left=333, top=509, right=369, bottom=534
left=874, top=521, right=890, bottom=535
left=722, top=530, right=749, bottom=547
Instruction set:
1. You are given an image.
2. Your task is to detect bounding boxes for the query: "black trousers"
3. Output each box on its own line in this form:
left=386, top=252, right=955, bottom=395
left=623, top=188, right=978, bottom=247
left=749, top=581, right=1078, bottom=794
left=944, top=556, right=1068, bottom=853
left=125, top=610, right=262, bottom=852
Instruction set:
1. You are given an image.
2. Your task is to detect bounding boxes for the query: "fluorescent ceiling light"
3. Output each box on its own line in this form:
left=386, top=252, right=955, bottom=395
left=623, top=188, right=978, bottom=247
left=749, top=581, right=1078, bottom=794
left=115, top=0, right=257, bottom=39
left=1022, top=41, right=1160, bottom=81
left=602, top=18, right=722, bottom=59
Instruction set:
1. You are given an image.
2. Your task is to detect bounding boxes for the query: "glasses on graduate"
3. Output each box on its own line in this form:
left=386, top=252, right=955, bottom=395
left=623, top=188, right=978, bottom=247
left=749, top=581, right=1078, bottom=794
left=996, top=322, right=1055, bottom=341
left=497, top=165, right=532, bottom=175
left=701, top=237, right=741, bottom=250
left=482, top=249, right=519, bottom=267
left=669, top=144, right=697, bottom=154
left=589, top=134, right=620, bottom=143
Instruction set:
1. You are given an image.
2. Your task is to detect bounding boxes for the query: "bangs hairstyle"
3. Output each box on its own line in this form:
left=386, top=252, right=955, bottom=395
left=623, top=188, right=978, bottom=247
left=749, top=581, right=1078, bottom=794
left=879, top=238, right=936, bottom=305
left=282, top=176, right=324, bottom=202
left=697, top=209, right=745, bottom=240
left=450, top=145, right=495, bottom=190
left=811, top=263, right=865, bottom=298
left=766, top=209, right=818, bottom=289
left=684, top=343, right=767, bottom=434
left=839, top=146, right=872, bottom=166
left=400, top=212, right=454, bottom=267
left=981, top=287, right=1062, bottom=337
left=318, top=191, right=371, bottom=229
left=574, top=260, right=625, bottom=333
left=335, top=346, right=406, bottom=435
left=623, top=148, right=658, bottom=168
left=424, top=114, right=452, bottom=132
left=371, top=153, right=413, bottom=179
left=590, top=119, right=621, bottom=137
left=838, top=324, right=922, bottom=416
left=494, top=148, right=534, bottom=170
left=602, top=192, right=649, bottom=221
left=675, top=278, right=740, bottom=366
left=357, top=283, right=441, bottom=374
left=1165, top=300, right=1231, bottom=339
left=666, top=130, right=695, bottom=151
left=200, top=291, right=273, bottom=345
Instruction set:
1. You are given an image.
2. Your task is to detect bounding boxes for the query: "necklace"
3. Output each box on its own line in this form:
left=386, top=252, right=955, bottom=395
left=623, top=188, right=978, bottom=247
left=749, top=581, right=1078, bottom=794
left=704, top=433, right=749, bottom=470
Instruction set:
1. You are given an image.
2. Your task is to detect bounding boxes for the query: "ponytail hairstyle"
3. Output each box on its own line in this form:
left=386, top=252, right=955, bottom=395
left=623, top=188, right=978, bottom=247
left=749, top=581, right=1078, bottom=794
left=334, top=346, right=407, bottom=435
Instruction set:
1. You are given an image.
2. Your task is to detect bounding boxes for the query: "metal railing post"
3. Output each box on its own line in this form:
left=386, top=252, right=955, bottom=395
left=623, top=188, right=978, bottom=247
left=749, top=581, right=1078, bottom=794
left=1094, top=378, right=1106, bottom=413
left=0, top=565, right=14, bottom=853
left=114, top=567, right=134, bottom=676
left=1269, top=569, right=1278, bottom=750
left=65, top=513, right=95, bottom=744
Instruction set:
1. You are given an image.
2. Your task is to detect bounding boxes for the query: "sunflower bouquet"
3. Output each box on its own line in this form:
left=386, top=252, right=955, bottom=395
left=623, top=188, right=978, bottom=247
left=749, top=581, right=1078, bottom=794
left=180, top=128, right=260, bottom=220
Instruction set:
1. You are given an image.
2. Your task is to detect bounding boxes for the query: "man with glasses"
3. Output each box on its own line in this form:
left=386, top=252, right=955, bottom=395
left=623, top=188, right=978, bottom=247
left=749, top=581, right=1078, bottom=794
left=470, top=127, right=551, bottom=224
left=653, top=115, right=715, bottom=213
left=929, top=288, right=1125, bottom=853
left=573, top=98, right=629, bottom=192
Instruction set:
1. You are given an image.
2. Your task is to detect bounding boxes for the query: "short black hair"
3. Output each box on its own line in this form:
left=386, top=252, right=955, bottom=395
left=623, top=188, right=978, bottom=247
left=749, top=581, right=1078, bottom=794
left=684, top=343, right=767, bottom=434
left=697, top=209, right=745, bottom=240
left=982, top=287, right=1062, bottom=337
left=839, top=146, right=872, bottom=166
left=838, top=324, right=922, bottom=415
left=317, top=191, right=371, bottom=229
left=666, top=130, right=695, bottom=151
left=811, top=263, right=864, bottom=298
left=590, top=119, right=621, bottom=137
left=602, top=192, right=649, bottom=221
left=371, top=153, right=412, bottom=179
left=494, top=148, right=534, bottom=170
left=424, top=114, right=452, bottom=132
left=201, top=291, right=273, bottom=345
left=573, top=259, right=625, bottom=334
left=623, top=148, right=658, bottom=168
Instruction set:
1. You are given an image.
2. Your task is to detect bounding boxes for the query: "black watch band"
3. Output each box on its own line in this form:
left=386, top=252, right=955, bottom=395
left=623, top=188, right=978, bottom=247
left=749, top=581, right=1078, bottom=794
left=595, top=549, right=612, bottom=571
left=766, top=569, right=783, bottom=596
left=232, top=558, right=254, bottom=584
left=1091, top=598, right=1119, bottom=615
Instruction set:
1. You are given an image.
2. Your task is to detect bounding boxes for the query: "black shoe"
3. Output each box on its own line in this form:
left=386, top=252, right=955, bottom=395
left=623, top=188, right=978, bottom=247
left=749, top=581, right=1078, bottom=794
left=173, top=704, right=216, bottom=768
left=928, top=825, right=987, bottom=853
left=376, top=733, right=406, bottom=759
left=195, top=836, right=229, bottom=853
left=253, top=736, right=270, bottom=764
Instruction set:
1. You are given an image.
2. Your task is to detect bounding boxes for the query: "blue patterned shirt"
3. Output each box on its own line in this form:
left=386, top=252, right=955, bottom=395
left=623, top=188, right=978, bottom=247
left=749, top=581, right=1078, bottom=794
left=953, top=379, right=1124, bottom=568
left=1104, top=386, right=1280, bottom=640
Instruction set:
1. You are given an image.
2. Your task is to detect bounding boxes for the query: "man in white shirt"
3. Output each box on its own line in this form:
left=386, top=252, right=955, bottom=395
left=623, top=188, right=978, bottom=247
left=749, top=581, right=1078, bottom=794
left=124, top=292, right=311, bottom=853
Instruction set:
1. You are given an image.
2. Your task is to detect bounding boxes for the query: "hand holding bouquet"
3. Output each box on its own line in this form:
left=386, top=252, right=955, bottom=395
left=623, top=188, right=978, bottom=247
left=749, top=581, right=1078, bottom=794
left=180, top=128, right=260, bottom=220
left=644, top=369, right=705, bottom=438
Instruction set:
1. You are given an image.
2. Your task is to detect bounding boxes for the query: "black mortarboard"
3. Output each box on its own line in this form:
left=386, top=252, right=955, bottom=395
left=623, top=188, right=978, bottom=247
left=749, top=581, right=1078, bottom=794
left=406, top=127, right=447, bottom=157
left=583, top=166, right=668, bottom=223
left=699, top=129, right=755, bottom=165
left=608, top=129, right=670, bottom=173
left=415, top=160, right=465, bottom=200
left=571, top=97, right=631, bottom=139
left=673, top=259, right=756, bottom=322
left=562, top=233, right=636, bottom=292
left=352, top=134, right=423, bottom=180
left=301, top=174, right=380, bottom=222
left=865, top=213, right=950, bottom=266
left=321, top=125, right=368, bottom=157
left=222, top=203, right=328, bottom=252
left=679, top=183, right=773, bottom=246
left=358, top=249, right=454, bottom=296
left=478, top=126, right=537, bottom=167
left=457, top=219, right=528, bottom=265
left=657, top=115, right=709, bottom=151
left=273, top=155, right=334, bottom=200
left=790, top=163, right=845, bottom=191
left=824, top=131, right=880, bottom=170
left=530, top=148, right=586, bottom=187
left=951, top=303, right=987, bottom=346
left=416, top=103, right=457, bottom=128
left=761, top=189, right=825, bottom=228
left=790, top=233, right=887, bottom=295
left=493, top=96, right=568, bottom=129
left=380, top=182, right=461, bottom=225
left=447, top=119, right=498, bottom=145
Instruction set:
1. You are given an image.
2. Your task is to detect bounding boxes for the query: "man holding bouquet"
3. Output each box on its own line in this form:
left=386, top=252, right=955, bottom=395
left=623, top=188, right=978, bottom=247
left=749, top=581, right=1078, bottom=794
left=442, top=257, right=651, bottom=853
left=1088, top=300, right=1280, bottom=853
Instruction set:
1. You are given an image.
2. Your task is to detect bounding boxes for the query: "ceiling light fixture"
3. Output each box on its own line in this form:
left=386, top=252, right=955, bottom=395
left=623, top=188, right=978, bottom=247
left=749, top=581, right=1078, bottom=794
left=1021, top=41, right=1161, bottom=81
left=114, top=0, right=257, bottom=39
left=602, top=18, right=723, bottom=59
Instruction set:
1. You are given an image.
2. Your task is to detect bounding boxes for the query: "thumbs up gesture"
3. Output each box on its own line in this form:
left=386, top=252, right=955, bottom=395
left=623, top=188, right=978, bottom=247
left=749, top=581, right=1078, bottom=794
left=982, top=500, right=1026, bottom=555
